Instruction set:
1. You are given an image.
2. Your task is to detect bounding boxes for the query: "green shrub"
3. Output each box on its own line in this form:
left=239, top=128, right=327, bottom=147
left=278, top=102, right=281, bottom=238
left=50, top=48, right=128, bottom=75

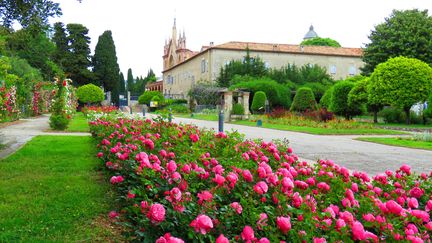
left=379, top=107, right=405, bottom=123
left=230, top=77, right=291, bottom=109
left=165, top=104, right=189, bottom=114
left=138, top=91, right=163, bottom=105
left=330, top=81, right=363, bottom=119
left=251, top=91, right=266, bottom=113
left=290, top=87, right=317, bottom=112
left=232, top=103, right=245, bottom=115
left=320, top=87, right=333, bottom=109
left=76, top=84, right=104, bottom=104
left=49, top=114, right=69, bottom=130
left=425, top=94, right=432, bottom=118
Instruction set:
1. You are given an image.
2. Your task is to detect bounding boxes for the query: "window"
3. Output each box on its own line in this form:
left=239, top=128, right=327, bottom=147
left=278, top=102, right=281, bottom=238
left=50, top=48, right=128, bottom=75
left=201, top=59, right=206, bottom=73
left=330, top=65, right=337, bottom=75
left=264, top=62, right=270, bottom=69
left=166, top=75, right=174, bottom=84
left=349, top=66, right=356, bottom=76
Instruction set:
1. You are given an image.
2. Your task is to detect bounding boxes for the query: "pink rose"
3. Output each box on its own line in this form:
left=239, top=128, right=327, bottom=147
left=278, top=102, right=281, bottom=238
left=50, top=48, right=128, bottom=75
left=156, top=233, right=185, bottom=243
left=276, top=216, right=291, bottom=234
left=409, top=187, right=424, bottom=199
left=190, top=133, right=199, bottom=142
left=216, top=234, right=229, bottom=243
left=242, top=169, right=253, bottom=182
left=313, top=237, right=327, bottom=243
left=256, top=213, right=268, bottom=230
left=190, top=214, right=213, bottom=235
left=253, top=181, right=268, bottom=195
left=230, top=202, right=243, bottom=214
left=241, top=226, right=255, bottom=241
left=213, top=174, right=226, bottom=186
left=352, top=221, right=366, bottom=240
left=411, top=210, right=430, bottom=222
left=385, top=200, right=403, bottom=215
left=167, top=160, right=177, bottom=173
left=258, top=238, right=270, bottom=243
left=407, top=198, right=419, bottom=209
left=197, top=190, right=213, bottom=205
left=108, top=210, right=119, bottom=218
left=147, top=203, right=166, bottom=223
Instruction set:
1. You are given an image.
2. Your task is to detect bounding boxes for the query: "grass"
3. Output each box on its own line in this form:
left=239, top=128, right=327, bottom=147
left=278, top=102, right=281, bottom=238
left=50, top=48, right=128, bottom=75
left=66, top=112, right=89, bottom=132
left=356, top=137, right=432, bottom=151
left=231, top=120, right=406, bottom=135
left=374, top=123, right=432, bottom=129
left=0, top=136, right=120, bottom=242
left=176, top=113, right=219, bottom=121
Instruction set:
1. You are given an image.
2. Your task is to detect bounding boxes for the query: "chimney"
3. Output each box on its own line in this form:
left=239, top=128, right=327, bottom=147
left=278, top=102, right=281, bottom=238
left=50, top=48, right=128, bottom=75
left=210, top=41, right=214, bottom=47
left=300, top=45, right=304, bottom=52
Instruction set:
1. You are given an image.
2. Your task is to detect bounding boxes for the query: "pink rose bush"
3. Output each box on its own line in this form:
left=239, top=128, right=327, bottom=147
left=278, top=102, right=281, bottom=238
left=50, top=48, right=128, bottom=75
left=90, top=115, right=432, bottom=242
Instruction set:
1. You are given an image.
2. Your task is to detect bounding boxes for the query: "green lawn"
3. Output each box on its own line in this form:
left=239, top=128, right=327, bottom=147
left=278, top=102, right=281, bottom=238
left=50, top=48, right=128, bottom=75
left=176, top=113, right=219, bottom=121
left=374, top=123, right=432, bottom=129
left=66, top=112, right=89, bottom=132
left=356, top=137, right=432, bottom=151
left=0, top=136, right=120, bottom=241
left=231, top=120, right=406, bottom=135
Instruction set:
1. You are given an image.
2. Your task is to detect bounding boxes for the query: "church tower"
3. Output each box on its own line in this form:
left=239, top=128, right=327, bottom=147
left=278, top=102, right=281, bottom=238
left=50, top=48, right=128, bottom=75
left=163, top=18, right=195, bottom=71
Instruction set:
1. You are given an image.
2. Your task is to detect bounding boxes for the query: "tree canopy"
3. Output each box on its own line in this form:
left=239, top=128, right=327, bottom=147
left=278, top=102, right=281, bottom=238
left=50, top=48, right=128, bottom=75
left=369, top=56, right=432, bottom=124
left=127, top=68, right=134, bottom=92
left=0, top=0, right=62, bottom=28
left=300, top=37, right=341, bottom=47
left=362, top=9, right=432, bottom=75
left=76, top=83, right=104, bottom=104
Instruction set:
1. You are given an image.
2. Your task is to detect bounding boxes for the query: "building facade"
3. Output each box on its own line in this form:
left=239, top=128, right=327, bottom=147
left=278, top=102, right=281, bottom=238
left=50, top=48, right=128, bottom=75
left=162, top=24, right=364, bottom=99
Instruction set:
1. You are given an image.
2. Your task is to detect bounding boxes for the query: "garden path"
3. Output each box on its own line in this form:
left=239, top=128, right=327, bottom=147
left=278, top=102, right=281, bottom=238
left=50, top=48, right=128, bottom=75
left=145, top=114, right=432, bottom=175
left=0, top=114, right=90, bottom=159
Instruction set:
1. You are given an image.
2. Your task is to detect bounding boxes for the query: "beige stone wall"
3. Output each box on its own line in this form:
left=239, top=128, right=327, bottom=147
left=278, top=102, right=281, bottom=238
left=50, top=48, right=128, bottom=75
left=210, top=49, right=364, bottom=81
left=163, top=51, right=212, bottom=99
left=163, top=48, right=364, bottom=98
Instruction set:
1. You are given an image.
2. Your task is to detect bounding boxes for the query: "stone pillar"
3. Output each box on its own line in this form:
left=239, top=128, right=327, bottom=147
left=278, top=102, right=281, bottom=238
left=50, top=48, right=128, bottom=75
left=127, top=91, right=131, bottom=107
left=243, top=92, right=250, bottom=115
left=106, top=91, right=112, bottom=105
left=223, top=91, right=233, bottom=122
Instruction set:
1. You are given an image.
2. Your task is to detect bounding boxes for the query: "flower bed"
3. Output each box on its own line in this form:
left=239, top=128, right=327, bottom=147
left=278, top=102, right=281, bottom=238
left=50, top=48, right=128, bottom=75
left=90, top=115, right=432, bottom=242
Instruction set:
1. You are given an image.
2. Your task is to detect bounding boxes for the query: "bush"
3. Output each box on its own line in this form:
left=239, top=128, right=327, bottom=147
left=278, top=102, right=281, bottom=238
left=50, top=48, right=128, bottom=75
left=231, top=103, right=245, bottom=115
left=290, top=87, right=317, bottom=112
left=138, top=91, right=163, bottom=105
left=251, top=91, right=266, bottom=113
left=379, top=107, right=405, bottom=123
left=269, top=107, right=289, bottom=118
left=76, top=84, right=104, bottom=104
left=303, top=108, right=335, bottom=122
left=164, top=104, right=189, bottom=114
left=230, top=77, right=291, bottom=109
left=90, top=115, right=432, bottom=242
left=49, top=114, right=69, bottom=130
left=319, top=87, right=333, bottom=109
left=330, top=81, right=363, bottom=119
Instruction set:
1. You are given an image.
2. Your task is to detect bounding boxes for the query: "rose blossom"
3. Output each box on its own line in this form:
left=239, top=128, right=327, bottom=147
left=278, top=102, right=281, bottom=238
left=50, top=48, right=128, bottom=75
left=253, top=181, right=268, bottom=195
left=241, top=226, right=255, bottom=241
left=190, top=214, right=213, bottom=235
left=216, top=234, right=229, bottom=243
left=276, top=216, right=291, bottom=234
left=230, top=202, right=243, bottom=214
left=147, top=203, right=166, bottom=223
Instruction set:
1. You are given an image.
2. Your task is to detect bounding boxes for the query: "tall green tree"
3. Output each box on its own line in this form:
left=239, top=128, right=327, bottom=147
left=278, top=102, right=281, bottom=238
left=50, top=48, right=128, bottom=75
left=93, top=30, right=120, bottom=105
left=119, top=71, right=125, bottom=95
left=0, top=0, right=62, bottom=28
left=369, top=56, right=432, bottom=124
left=52, top=22, right=69, bottom=70
left=127, top=68, right=134, bottom=92
left=362, top=9, right=432, bottom=75
left=65, top=23, right=93, bottom=86
left=300, top=37, right=341, bottom=47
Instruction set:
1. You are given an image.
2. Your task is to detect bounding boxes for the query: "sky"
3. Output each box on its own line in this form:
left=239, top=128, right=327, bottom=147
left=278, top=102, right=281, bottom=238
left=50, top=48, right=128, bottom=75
left=51, top=0, right=432, bottom=79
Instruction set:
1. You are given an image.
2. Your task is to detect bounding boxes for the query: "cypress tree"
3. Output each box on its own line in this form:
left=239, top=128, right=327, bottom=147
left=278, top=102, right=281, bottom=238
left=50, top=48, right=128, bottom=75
left=93, top=30, right=120, bottom=105
left=127, top=68, right=134, bottom=93
left=119, top=72, right=126, bottom=95
left=52, top=22, right=69, bottom=70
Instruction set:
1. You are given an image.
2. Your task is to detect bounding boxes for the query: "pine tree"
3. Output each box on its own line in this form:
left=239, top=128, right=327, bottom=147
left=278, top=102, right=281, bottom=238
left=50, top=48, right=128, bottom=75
left=65, top=23, right=93, bottom=86
left=52, top=22, right=69, bottom=70
left=93, top=30, right=120, bottom=105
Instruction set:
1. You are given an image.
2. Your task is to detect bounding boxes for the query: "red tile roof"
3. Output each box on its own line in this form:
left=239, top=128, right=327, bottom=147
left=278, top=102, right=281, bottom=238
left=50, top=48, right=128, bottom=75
left=213, top=41, right=363, bottom=57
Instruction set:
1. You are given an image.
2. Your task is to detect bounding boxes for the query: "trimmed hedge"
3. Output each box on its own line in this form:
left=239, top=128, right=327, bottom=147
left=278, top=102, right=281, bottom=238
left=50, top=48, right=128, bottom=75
left=290, top=87, right=317, bottom=112
left=232, top=103, right=245, bottom=115
left=251, top=91, right=266, bottom=113
left=76, top=84, right=104, bottom=104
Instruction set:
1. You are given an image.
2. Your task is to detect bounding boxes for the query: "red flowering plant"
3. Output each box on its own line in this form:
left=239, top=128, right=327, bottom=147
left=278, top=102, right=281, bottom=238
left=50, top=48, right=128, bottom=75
left=0, top=85, right=19, bottom=122
left=90, top=114, right=432, bottom=242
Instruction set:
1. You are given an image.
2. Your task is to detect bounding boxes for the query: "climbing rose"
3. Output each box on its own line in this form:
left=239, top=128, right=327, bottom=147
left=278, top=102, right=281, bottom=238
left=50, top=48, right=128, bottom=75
left=190, top=214, right=213, bottom=234
left=241, top=226, right=255, bottom=241
left=147, top=203, right=166, bottom=223
left=276, top=216, right=291, bottom=234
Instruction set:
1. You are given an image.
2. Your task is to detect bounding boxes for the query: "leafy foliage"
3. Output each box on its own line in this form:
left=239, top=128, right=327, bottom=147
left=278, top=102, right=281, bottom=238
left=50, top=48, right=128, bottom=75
left=330, top=81, right=363, bottom=119
left=369, top=56, right=432, bottom=124
left=188, top=83, right=221, bottom=106
left=231, top=103, right=245, bottom=115
left=362, top=9, right=432, bottom=75
left=217, top=48, right=267, bottom=87
left=138, top=91, right=163, bottom=105
left=319, top=87, right=333, bottom=109
left=290, top=87, right=317, bottom=112
left=251, top=91, right=266, bottom=113
left=76, top=84, right=104, bottom=104
left=127, top=68, right=134, bottom=92
left=230, top=77, right=291, bottom=109
left=52, top=22, right=69, bottom=71
left=0, top=0, right=62, bottom=28
left=119, top=72, right=125, bottom=94
left=300, top=37, right=341, bottom=47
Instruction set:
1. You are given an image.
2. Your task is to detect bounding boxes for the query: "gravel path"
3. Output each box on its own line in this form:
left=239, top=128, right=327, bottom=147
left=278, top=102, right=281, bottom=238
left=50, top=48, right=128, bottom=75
left=0, top=114, right=90, bottom=159
left=158, top=114, right=432, bottom=175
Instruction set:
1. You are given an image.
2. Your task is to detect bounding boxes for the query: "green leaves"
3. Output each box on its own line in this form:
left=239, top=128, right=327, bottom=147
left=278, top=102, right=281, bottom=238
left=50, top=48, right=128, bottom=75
left=300, top=37, right=341, bottom=47
left=76, top=84, right=104, bottom=104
